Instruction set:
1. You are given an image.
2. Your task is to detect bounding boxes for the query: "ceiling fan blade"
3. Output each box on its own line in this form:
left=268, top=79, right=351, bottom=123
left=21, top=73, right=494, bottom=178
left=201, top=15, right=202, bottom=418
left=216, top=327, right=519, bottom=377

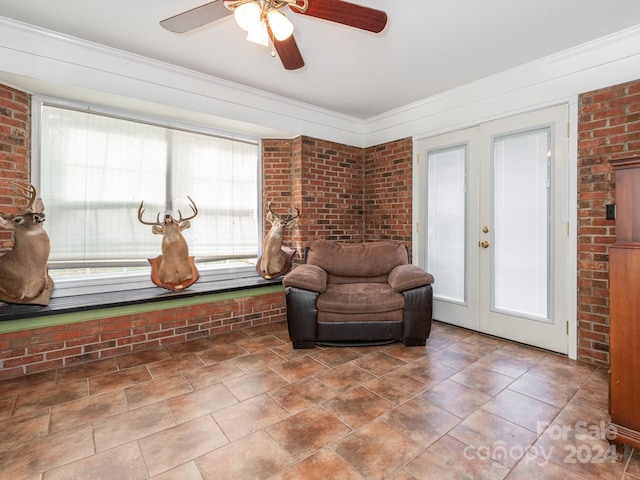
left=290, top=0, right=387, bottom=33
left=272, top=34, right=305, bottom=70
left=160, top=1, right=231, bottom=33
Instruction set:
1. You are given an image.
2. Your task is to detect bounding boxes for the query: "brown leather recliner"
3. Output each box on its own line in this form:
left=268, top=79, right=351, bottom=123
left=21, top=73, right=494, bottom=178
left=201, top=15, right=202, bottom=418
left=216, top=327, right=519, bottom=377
left=282, top=240, right=434, bottom=349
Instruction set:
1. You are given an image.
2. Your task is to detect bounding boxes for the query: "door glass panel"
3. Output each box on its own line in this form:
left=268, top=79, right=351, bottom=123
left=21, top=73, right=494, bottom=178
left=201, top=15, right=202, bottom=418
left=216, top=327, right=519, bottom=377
left=492, top=129, right=550, bottom=319
left=427, top=146, right=466, bottom=303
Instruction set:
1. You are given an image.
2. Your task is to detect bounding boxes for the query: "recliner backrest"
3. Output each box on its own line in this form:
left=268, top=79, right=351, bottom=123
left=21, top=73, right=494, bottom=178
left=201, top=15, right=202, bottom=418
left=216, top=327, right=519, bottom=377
left=305, top=240, right=408, bottom=278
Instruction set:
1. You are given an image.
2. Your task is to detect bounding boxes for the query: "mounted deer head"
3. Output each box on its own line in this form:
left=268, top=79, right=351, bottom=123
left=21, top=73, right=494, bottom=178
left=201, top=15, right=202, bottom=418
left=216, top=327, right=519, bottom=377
left=0, top=182, right=54, bottom=305
left=138, top=196, right=199, bottom=290
left=258, top=202, right=299, bottom=279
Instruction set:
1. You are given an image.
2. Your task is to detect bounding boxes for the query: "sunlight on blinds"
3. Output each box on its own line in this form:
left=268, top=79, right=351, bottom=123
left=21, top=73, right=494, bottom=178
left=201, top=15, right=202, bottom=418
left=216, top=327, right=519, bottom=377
left=40, top=105, right=258, bottom=266
left=493, top=129, right=550, bottom=319
left=427, top=145, right=467, bottom=303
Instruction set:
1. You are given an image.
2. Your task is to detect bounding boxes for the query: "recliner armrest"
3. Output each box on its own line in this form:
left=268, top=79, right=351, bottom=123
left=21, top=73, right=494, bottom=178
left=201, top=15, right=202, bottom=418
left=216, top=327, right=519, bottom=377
left=282, top=264, right=328, bottom=293
left=388, top=264, right=434, bottom=293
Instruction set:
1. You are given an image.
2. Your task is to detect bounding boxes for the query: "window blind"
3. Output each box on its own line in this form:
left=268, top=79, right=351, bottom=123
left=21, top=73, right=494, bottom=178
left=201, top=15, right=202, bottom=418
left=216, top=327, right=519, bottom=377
left=40, top=105, right=259, bottom=267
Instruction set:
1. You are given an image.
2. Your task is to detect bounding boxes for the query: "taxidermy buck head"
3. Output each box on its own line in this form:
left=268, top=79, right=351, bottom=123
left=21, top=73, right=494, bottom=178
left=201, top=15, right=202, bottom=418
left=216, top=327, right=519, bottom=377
left=0, top=182, right=54, bottom=305
left=138, top=196, right=199, bottom=289
left=259, top=202, right=299, bottom=279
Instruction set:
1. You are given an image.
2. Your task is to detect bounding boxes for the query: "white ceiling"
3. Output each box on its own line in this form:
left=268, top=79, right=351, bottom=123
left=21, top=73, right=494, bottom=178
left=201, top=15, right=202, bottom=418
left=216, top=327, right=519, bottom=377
left=0, top=0, right=640, bottom=119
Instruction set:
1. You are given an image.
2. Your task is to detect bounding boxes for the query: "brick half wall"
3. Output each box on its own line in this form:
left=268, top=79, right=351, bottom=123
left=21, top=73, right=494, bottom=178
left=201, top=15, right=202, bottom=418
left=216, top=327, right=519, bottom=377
left=0, top=288, right=286, bottom=379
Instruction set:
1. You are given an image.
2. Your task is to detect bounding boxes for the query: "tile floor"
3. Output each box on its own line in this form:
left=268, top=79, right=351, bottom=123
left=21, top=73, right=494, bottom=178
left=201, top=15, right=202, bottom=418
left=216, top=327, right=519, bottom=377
left=0, top=320, right=638, bottom=480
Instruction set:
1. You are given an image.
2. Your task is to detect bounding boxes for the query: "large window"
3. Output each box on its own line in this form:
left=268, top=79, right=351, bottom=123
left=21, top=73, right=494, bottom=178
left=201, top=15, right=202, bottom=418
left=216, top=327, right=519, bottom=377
left=35, top=101, right=259, bottom=287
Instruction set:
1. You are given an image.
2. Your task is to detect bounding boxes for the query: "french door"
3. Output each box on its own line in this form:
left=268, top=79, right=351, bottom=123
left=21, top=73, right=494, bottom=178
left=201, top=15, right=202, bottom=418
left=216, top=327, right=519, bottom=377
left=416, top=105, right=570, bottom=353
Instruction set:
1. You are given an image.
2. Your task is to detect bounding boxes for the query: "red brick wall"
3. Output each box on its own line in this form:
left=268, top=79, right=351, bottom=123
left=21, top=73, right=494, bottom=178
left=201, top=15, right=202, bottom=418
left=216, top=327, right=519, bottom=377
left=262, top=136, right=413, bottom=262
left=295, top=137, right=365, bottom=245
left=263, top=138, right=296, bottom=205
left=364, top=138, right=414, bottom=248
left=577, top=79, right=640, bottom=366
left=0, top=85, right=30, bottom=250
left=262, top=137, right=300, bottom=261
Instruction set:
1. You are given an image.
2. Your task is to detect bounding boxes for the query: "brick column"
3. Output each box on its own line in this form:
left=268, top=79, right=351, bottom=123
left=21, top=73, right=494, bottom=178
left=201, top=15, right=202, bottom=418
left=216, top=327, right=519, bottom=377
left=363, top=138, right=413, bottom=249
left=577, top=79, right=640, bottom=365
left=0, top=85, right=31, bottom=250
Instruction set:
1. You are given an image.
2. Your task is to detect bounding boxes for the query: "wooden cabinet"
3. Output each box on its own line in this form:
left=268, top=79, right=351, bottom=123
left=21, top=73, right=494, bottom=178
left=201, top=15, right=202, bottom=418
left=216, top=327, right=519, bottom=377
left=607, top=157, right=640, bottom=458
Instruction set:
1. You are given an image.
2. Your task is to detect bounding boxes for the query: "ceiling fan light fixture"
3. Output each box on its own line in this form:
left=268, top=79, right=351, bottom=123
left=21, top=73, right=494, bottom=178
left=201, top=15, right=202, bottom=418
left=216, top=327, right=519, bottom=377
left=246, top=20, right=270, bottom=46
left=233, top=1, right=261, bottom=32
left=162, top=0, right=387, bottom=71
left=267, top=9, right=294, bottom=41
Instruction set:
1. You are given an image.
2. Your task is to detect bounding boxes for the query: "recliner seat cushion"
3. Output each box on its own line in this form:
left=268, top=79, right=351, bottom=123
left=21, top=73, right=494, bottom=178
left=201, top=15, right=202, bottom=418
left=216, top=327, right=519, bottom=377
left=317, top=283, right=404, bottom=314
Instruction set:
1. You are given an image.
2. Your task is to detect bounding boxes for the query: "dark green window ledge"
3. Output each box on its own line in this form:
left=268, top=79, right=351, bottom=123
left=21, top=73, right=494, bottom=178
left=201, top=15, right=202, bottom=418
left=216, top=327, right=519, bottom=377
left=0, top=277, right=283, bottom=334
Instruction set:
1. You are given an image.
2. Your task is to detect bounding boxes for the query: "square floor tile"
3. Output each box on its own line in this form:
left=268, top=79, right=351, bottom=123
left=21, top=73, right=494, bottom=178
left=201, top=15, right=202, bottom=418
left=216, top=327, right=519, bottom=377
left=322, top=386, right=395, bottom=428
left=450, top=410, right=539, bottom=468
left=196, top=430, right=295, bottom=480
left=381, top=397, right=461, bottom=446
left=450, top=364, right=514, bottom=396
left=405, top=434, right=507, bottom=480
left=123, top=374, right=192, bottom=409
left=268, top=377, right=337, bottom=415
left=167, top=382, right=238, bottom=424
left=214, top=393, right=290, bottom=441
left=267, top=406, right=351, bottom=460
left=420, top=379, right=492, bottom=418
left=482, top=388, right=560, bottom=433
left=139, top=416, right=228, bottom=477
left=93, top=402, right=175, bottom=452
left=315, top=363, right=376, bottom=392
left=335, top=420, right=422, bottom=479
left=271, top=449, right=362, bottom=480
left=223, top=369, right=289, bottom=400
left=49, top=389, right=127, bottom=433
left=42, top=442, right=147, bottom=480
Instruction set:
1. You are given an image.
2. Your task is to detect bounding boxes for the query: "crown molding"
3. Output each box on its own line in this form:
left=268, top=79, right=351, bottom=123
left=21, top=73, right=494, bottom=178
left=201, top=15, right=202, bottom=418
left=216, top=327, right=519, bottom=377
left=0, top=16, right=367, bottom=146
left=0, top=16, right=639, bottom=148
left=364, top=24, right=640, bottom=145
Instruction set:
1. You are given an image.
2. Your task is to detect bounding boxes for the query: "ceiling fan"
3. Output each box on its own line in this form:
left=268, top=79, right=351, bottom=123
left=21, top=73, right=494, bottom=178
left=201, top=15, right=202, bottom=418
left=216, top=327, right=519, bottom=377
left=160, top=0, right=388, bottom=70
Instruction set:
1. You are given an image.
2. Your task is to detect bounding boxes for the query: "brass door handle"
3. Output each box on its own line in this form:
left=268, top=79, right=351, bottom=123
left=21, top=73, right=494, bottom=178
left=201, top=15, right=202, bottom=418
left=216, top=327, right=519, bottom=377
left=479, top=240, right=490, bottom=248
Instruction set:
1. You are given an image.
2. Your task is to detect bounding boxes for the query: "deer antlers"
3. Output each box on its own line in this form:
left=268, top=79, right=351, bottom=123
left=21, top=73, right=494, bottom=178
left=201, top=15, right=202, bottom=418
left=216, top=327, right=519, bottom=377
left=137, top=202, right=161, bottom=226
left=11, top=182, right=38, bottom=212
left=268, top=202, right=300, bottom=223
left=178, top=196, right=198, bottom=222
left=138, top=196, right=198, bottom=225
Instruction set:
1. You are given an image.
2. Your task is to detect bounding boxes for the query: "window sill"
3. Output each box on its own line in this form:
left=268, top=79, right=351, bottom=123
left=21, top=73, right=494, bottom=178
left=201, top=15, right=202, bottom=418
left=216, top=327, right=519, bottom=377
left=0, top=276, right=283, bottom=322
